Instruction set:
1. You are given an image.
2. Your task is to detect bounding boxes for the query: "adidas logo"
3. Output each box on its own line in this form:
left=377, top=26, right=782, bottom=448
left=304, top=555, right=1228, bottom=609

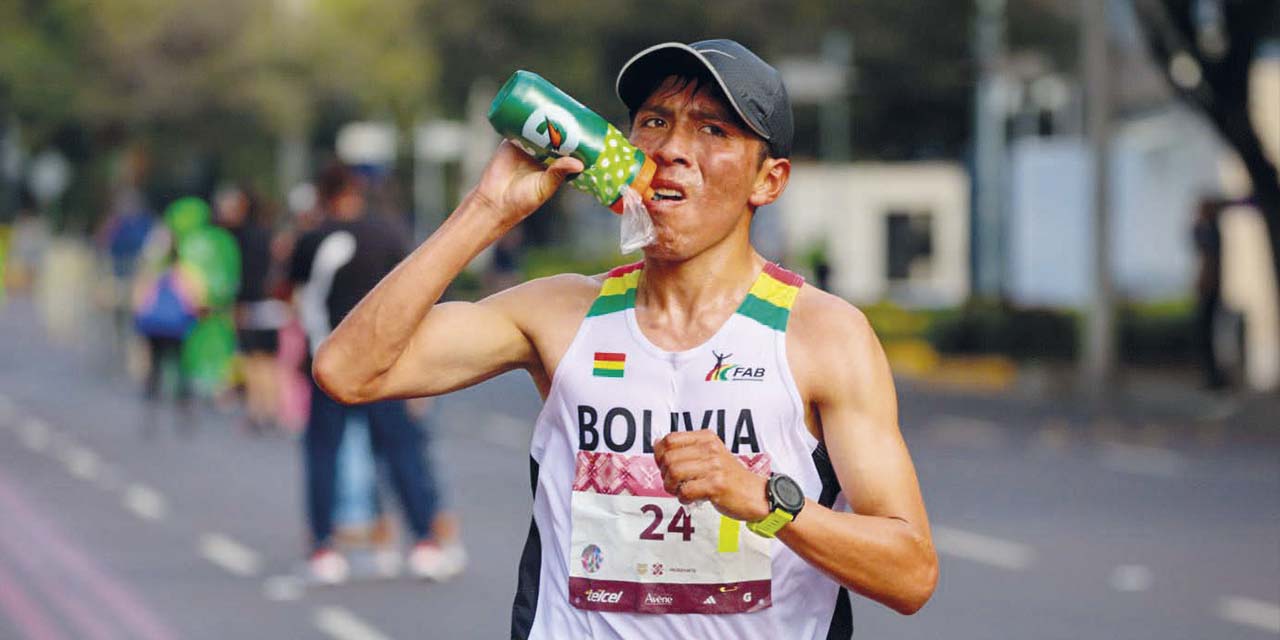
left=702, top=595, right=716, bottom=605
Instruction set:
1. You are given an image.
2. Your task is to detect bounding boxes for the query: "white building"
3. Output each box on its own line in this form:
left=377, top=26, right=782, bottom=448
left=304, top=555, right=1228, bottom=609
left=1005, top=104, right=1226, bottom=307
left=773, top=161, right=971, bottom=307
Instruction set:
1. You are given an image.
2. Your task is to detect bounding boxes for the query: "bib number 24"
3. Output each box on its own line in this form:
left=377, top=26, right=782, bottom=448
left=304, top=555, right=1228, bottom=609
left=639, top=504, right=695, bottom=542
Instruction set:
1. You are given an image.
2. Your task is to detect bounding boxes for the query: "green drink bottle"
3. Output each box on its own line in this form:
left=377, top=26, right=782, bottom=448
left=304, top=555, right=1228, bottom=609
left=488, top=70, right=655, bottom=214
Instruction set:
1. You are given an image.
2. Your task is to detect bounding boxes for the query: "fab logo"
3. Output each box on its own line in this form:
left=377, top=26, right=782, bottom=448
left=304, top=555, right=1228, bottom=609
left=705, top=351, right=765, bottom=382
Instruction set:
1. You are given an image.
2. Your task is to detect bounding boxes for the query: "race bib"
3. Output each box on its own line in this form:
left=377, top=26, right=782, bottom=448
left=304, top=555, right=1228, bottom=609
left=568, top=451, right=773, bottom=614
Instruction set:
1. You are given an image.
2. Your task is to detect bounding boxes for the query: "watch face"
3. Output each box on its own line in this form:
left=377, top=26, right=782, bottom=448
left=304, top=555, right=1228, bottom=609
left=771, top=475, right=805, bottom=512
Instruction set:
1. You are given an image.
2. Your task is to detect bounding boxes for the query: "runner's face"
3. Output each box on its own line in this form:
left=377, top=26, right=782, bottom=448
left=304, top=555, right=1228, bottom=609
left=629, top=76, right=768, bottom=260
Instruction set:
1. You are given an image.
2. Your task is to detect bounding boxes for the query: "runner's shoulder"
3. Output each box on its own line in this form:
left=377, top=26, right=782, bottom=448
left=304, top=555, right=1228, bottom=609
left=790, top=285, right=873, bottom=340
left=788, top=285, right=884, bottom=388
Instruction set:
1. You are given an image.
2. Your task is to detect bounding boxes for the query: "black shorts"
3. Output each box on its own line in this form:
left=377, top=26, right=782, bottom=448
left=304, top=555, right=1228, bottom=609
left=237, top=329, right=279, bottom=355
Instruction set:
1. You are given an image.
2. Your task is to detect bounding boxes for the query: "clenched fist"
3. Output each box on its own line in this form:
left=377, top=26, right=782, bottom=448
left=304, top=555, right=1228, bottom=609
left=653, top=430, right=770, bottom=523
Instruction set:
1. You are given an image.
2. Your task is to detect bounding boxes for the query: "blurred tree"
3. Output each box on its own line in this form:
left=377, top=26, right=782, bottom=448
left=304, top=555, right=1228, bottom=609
left=422, top=0, right=1011, bottom=161
left=1134, top=0, right=1280, bottom=344
left=2, top=0, right=1080, bottom=229
left=0, top=0, right=438, bottom=228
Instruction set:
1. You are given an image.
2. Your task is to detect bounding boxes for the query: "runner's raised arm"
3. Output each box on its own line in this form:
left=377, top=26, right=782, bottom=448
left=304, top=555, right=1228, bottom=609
left=312, top=143, right=583, bottom=404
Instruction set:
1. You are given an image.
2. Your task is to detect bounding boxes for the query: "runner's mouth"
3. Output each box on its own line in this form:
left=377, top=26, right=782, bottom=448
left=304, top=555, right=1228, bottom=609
left=650, top=188, right=685, bottom=202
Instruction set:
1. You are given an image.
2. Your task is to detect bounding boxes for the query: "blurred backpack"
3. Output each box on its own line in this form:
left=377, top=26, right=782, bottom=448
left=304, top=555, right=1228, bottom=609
left=133, top=267, right=201, bottom=339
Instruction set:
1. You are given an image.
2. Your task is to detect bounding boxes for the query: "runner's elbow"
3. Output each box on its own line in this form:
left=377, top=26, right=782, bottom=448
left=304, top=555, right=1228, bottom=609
left=894, top=538, right=938, bottom=615
left=312, top=339, right=369, bottom=405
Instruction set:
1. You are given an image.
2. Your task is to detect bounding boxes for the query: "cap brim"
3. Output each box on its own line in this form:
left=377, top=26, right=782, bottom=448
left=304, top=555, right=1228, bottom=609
left=615, top=42, right=772, bottom=143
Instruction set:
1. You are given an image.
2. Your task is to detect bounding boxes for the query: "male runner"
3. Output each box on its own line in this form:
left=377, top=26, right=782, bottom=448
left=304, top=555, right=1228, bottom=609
left=314, top=39, right=937, bottom=638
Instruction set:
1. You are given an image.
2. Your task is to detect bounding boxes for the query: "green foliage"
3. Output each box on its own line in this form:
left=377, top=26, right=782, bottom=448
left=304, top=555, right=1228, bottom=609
left=861, top=301, right=936, bottom=342
left=918, top=299, right=1200, bottom=365
left=523, top=246, right=629, bottom=280
left=928, top=302, right=1080, bottom=360
left=1118, top=299, right=1198, bottom=366
left=442, top=268, right=484, bottom=302
left=1, top=0, right=1079, bottom=231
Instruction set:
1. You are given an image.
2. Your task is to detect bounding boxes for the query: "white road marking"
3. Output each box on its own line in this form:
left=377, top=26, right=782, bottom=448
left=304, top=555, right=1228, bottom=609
left=927, top=416, right=1005, bottom=449
left=122, top=484, right=167, bottom=521
left=198, top=533, right=262, bottom=577
left=314, top=606, right=392, bottom=640
left=1108, top=564, right=1152, bottom=592
left=19, top=418, right=50, bottom=452
left=933, top=525, right=1034, bottom=571
left=1217, top=597, right=1280, bottom=634
left=262, top=575, right=305, bottom=602
left=63, top=446, right=101, bottom=480
left=48, top=430, right=73, bottom=453
left=1098, top=442, right=1185, bottom=478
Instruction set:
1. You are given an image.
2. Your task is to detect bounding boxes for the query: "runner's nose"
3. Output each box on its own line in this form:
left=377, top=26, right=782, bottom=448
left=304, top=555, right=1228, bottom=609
left=651, top=127, right=694, bottom=168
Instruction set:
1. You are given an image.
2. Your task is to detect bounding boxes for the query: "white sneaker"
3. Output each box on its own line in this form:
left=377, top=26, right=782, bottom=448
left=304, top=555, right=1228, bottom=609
left=408, top=541, right=467, bottom=582
left=308, top=549, right=349, bottom=585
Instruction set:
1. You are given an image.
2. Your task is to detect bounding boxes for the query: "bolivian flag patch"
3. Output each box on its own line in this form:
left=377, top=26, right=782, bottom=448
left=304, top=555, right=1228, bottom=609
left=592, top=352, right=626, bottom=378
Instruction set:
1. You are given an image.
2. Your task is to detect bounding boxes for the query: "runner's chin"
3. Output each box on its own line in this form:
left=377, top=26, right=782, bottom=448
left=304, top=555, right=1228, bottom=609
left=641, top=216, right=697, bottom=261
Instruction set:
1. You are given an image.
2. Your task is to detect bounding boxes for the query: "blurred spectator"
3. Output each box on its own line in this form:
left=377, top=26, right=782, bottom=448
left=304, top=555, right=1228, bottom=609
left=7, top=196, right=49, bottom=294
left=812, top=251, right=832, bottom=292
left=89, top=187, right=153, bottom=378
left=216, top=184, right=289, bottom=434
left=289, top=163, right=464, bottom=584
left=1193, top=198, right=1226, bottom=390
left=273, top=182, right=321, bottom=434
left=486, top=224, right=525, bottom=293
left=131, top=214, right=199, bottom=437
left=99, top=188, right=156, bottom=280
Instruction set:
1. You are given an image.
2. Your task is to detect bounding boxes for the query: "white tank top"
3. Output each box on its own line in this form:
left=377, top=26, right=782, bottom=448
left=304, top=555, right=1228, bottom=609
left=511, top=262, right=853, bottom=639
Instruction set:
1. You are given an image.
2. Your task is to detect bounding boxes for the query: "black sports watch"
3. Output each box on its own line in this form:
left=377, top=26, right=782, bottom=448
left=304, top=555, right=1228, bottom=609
left=745, top=473, right=805, bottom=538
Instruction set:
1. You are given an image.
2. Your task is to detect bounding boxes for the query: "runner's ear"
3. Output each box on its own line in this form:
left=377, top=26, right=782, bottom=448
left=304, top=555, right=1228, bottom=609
left=748, top=157, right=789, bottom=209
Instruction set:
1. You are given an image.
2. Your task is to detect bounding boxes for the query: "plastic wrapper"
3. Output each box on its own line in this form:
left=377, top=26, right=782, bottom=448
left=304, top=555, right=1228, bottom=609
left=618, top=187, right=656, bottom=254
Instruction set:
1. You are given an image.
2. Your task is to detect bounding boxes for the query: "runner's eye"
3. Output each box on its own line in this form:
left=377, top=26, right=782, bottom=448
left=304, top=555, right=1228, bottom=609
left=640, top=117, right=666, bottom=129
left=700, top=124, right=727, bottom=137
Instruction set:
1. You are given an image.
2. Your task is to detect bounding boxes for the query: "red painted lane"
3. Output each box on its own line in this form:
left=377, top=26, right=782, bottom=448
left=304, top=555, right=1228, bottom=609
left=0, top=466, right=179, bottom=640
left=0, top=552, right=68, bottom=640
left=0, top=505, right=117, bottom=640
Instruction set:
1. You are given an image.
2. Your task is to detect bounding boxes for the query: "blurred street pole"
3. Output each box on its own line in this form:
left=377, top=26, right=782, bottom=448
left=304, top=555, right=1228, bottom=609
left=0, top=115, right=20, bottom=221
left=276, top=134, right=309, bottom=203
left=819, top=31, right=853, bottom=163
left=1081, top=0, right=1116, bottom=396
left=414, top=120, right=465, bottom=243
left=972, top=0, right=1007, bottom=299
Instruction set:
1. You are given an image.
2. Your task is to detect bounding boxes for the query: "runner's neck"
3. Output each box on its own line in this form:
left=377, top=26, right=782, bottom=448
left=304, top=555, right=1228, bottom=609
left=632, top=246, right=766, bottom=351
left=638, top=246, right=763, bottom=314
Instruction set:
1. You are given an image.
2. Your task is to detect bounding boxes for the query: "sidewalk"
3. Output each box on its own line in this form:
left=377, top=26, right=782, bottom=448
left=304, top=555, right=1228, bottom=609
left=896, top=357, right=1280, bottom=451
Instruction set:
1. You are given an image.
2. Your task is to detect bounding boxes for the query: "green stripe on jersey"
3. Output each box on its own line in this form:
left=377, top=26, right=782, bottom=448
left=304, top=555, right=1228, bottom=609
left=736, top=294, right=791, bottom=332
left=592, top=368, right=625, bottom=378
left=586, top=292, right=635, bottom=317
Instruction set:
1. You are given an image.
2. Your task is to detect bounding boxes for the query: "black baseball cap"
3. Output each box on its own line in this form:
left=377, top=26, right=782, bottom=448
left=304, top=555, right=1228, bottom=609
left=616, top=39, right=794, bottom=159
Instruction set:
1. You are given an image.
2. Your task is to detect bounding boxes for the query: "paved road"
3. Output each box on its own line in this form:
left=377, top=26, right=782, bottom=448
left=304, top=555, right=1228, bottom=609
left=1, top=298, right=1277, bottom=639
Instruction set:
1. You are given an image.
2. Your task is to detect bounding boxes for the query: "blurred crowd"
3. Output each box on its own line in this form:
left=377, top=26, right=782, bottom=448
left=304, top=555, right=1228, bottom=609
left=12, top=162, right=473, bottom=584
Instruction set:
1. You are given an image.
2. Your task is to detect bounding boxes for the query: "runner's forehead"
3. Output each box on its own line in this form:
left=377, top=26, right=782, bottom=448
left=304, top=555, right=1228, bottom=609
left=636, top=76, right=736, bottom=122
